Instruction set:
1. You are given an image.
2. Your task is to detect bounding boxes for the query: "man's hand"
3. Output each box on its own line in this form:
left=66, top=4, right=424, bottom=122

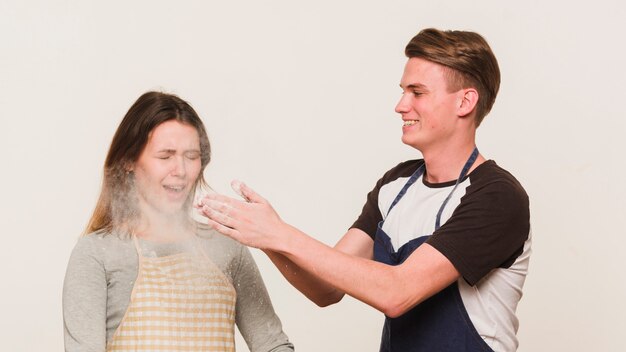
left=196, top=181, right=287, bottom=250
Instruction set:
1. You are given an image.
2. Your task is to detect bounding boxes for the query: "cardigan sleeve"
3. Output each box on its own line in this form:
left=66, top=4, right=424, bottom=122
left=63, top=236, right=108, bottom=352
left=232, top=245, right=294, bottom=352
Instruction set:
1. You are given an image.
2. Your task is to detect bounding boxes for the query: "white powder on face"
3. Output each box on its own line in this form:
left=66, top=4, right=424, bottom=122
left=107, top=167, right=199, bottom=237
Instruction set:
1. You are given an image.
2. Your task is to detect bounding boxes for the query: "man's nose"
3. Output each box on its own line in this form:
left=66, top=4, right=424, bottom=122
left=395, top=92, right=411, bottom=114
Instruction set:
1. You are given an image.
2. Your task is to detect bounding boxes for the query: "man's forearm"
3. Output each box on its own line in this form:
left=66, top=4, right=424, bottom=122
left=263, top=249, right=345, bottom=307
left=272, top=223, right=459, bottom=318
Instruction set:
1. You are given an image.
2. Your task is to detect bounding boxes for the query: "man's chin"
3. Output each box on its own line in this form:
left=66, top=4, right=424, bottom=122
left=401, top=136, right=423, bottom=151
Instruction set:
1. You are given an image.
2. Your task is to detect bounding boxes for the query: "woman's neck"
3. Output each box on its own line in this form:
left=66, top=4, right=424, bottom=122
left=135, top=209, right=196, bottom=242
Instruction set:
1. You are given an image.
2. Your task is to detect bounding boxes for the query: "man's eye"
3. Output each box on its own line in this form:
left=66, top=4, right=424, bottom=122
left=157, top=155, right=170, bottom=160
left=412, top=91, right=423, bottom=96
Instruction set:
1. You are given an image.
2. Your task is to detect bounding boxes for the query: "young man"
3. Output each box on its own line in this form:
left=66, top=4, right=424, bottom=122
left=200, top=28, right=531, bottom=351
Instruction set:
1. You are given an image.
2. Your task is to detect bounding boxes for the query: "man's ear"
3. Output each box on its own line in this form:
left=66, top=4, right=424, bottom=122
left=457, top=88, right=479, bottom=117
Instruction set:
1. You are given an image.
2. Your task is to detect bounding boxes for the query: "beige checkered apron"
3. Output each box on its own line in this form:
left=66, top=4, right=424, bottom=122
left=107, top=236, right=237, bottom=351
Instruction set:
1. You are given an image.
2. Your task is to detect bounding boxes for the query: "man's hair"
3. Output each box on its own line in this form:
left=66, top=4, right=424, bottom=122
left=405, top=28, right=500, bottom=126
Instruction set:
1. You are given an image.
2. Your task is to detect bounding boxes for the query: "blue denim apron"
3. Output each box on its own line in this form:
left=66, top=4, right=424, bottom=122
left=374, top=147, right=493, bottom=352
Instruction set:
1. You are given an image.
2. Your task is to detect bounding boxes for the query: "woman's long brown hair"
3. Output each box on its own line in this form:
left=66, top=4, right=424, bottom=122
left=84, top=91, right=211, bottom=235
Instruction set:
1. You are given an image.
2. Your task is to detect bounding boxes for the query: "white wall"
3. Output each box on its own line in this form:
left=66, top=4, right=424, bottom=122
left=1, top=0, right=624, bottom=351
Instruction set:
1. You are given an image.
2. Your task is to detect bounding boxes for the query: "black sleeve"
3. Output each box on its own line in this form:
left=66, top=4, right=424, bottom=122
left=351, top=160, right=422, bottom=239
left=427, top=171, right=530, bottom=286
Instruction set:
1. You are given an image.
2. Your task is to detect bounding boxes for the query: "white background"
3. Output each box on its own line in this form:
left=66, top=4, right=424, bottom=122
left=1, top=1, right=625, bottom=351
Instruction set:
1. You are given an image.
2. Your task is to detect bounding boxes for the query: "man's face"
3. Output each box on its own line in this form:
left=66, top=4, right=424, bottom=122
left=395, top=57, right=464, bottom=152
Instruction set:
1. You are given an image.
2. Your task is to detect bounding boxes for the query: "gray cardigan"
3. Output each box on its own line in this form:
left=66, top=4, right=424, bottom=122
left=63, top=230, right=294, bottom=352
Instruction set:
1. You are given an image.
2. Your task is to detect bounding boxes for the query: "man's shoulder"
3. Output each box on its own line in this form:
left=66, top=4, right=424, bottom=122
left=378, top=159, right=424, bottom=184
left=469, top=160, right=527, bottom=195
left=468, top=160, right=528, bottom=202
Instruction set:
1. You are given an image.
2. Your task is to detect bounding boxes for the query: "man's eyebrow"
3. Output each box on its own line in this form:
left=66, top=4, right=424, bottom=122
left=400, top=83, right=428, bottom=89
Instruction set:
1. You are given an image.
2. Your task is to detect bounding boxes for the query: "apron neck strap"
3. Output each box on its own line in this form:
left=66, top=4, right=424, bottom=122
left=384, top=146, right=480, bottom=229
left=434, top=146, right=479, bottom=229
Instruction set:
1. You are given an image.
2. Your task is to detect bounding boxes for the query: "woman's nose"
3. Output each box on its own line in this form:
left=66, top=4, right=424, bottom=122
left=171, top=157, right=186, bottom=177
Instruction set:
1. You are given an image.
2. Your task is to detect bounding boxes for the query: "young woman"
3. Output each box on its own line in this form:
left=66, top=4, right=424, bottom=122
left=63, top=91, right=293, bottom=352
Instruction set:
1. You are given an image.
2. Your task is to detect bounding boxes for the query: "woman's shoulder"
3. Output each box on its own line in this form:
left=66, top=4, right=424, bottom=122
left=79, top=230, right=132, bottom=245
left=72, top=231, right=135, bottom=261
left=196, top=226, right=247, bottom=267
left=196, top=226, right=240, bottom=247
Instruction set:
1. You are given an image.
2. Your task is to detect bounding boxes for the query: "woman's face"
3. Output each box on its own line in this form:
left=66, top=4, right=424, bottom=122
left=132, top=120, right=202, bottom=216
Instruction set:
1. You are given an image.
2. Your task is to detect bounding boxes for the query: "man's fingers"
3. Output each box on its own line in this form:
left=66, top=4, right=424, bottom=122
left=201, top=202, right=237, bottom=228
left=205, top=217, right=239, bottom=239
left=204, top=199, right=234, bottom=215
left=198, top=193, right=241, bottom=209
left=233, top=180, right=268, bottom=205
left=230, top=180, right=249, bottom=201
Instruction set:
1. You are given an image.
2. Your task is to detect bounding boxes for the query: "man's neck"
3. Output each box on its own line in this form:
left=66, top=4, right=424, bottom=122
left=422, top=143, right=484, bottom=184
